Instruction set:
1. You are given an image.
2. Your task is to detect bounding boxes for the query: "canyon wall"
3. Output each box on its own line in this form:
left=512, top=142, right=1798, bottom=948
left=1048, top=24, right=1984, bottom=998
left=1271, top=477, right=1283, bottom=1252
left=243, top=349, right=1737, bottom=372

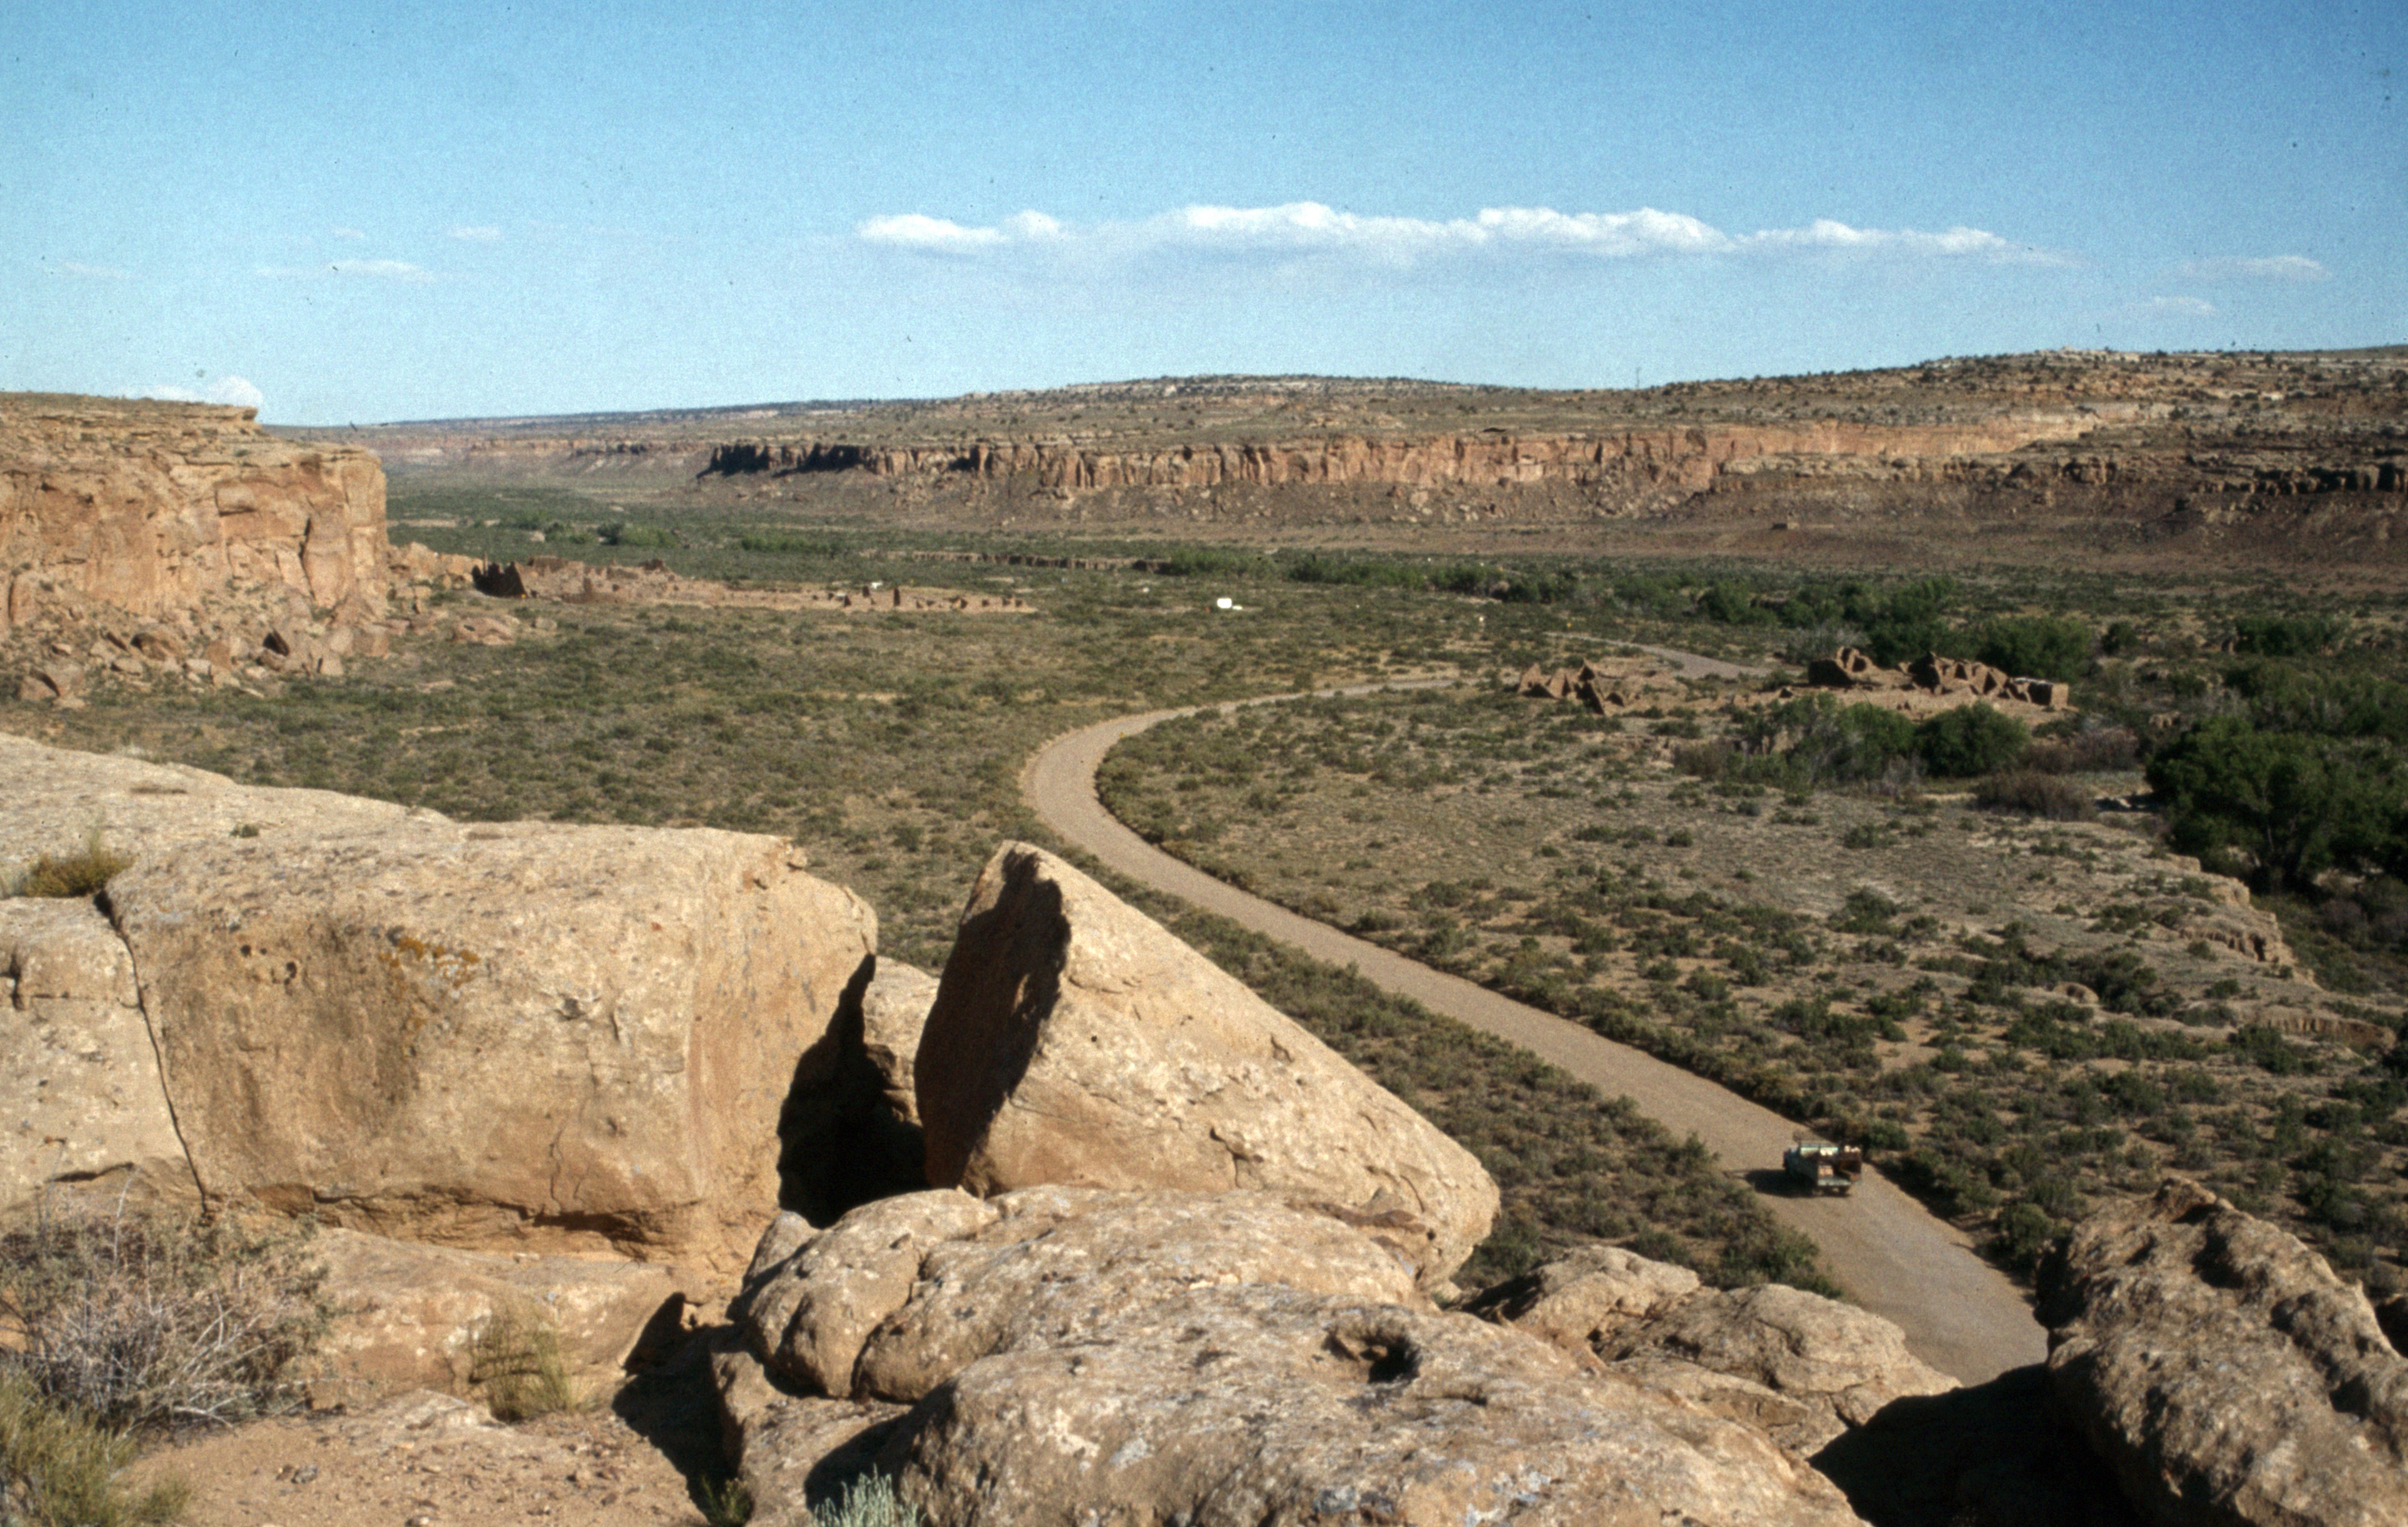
left=700, top=416, right=2092, bottom=503
left=1, top=393, right=389, bottom=637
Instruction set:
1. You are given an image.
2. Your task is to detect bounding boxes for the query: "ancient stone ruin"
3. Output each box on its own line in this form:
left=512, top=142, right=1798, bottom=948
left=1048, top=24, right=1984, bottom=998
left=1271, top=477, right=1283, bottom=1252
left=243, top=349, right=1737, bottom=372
left=1803, top=645, right=2066, bottom=711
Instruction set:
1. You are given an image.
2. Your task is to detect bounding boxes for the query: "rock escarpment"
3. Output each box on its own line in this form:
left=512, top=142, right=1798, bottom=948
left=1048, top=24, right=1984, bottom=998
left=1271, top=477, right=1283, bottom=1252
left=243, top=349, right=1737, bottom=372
left=700, top=416, right=2081, bottom=503
left=915, top=842, right=1499, bottom=1284
left=2037, top=1178, right=2408, bottom=1527
left=1, top=394, right=388, bottom=635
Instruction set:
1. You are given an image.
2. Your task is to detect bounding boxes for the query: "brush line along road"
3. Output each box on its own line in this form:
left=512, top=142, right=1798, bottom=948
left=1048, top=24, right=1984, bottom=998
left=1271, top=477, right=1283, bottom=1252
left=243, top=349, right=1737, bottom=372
left=1022, top=669, right=2046, bottom=1385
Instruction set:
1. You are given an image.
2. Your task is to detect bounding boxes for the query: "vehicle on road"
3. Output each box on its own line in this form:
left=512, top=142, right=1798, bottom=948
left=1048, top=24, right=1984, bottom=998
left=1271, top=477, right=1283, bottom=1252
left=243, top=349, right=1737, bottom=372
left=1784, top=1139, right=1864, bottom=1195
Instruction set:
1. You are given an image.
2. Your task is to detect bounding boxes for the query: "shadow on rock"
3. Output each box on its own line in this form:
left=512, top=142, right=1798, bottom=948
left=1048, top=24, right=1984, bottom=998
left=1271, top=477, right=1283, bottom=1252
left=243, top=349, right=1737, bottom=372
left=612, top=1329, right=741, bottom=1516
left=1812, top=1363, right=2141, bottom=1527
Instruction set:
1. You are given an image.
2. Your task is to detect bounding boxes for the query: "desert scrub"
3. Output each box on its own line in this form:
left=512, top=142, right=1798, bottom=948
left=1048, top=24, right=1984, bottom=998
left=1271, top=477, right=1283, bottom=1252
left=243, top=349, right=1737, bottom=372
left=6, top=840, right=131, bottom=900
left=0, top=1371, right=187, bottom=1527
left=811, top=1472, right=918, bottom=1527
left=1088, top=862, right=1836, bottom=1294
left=1093, top=680, right=2408, bottom=1284
left=467, top=1299, right=585, bottom=1422
left=0, top=1199, right=333, bottom=1434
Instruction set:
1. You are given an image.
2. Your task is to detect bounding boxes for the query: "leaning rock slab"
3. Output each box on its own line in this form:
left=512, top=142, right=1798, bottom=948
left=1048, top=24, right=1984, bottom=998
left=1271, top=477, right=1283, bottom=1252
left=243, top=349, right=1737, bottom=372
left=916, top=843, right=1497, bottom=1282
left=0, top=897, right=189, bottom=1213
left=2038, top=1178, right=2408, bottom=1527
left=108, top=815, right=877, bottom=1274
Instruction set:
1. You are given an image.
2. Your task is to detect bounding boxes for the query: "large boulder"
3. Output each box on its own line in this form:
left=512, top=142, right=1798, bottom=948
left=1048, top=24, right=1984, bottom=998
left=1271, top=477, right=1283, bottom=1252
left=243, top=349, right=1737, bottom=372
left=0, top=898, right=188, bottom=1214
left=885, top=1283, right=1865, bottom=1527
left=106, top=814, right=877, bottom=1274
left=718, top=1190, right=1865, bottom=1527
left=2037, top=1178, right=2408, bottom=1527
left=1476, top=1243, right=1955, bottom=1454
left=735, top=1187, right=1428, bottom=1405
left=915, top=843, right=1497, bottom=1283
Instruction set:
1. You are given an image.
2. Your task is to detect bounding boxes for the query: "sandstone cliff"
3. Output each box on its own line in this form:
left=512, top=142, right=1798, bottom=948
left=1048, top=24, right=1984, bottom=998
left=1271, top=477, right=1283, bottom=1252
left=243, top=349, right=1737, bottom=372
left=1, top=393, right=389, bottom=635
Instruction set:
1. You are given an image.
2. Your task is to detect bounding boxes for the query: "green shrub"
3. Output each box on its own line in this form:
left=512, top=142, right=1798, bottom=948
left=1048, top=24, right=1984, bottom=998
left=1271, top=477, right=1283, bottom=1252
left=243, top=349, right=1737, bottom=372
left=0, top=1371, right=187, bottom=1527
left=1973, top=771, right=2094, bottom=820
left=2232, top=615, right=2346, bottom=657
left=2147, top=717, right=2400, bottom=891
left=8, top=843, right=131, bottom=900
left=468, top=1300, right=584, bottom=1422
left=813, top=1472, right=918, bottom=1527
left=1915, top=704, right=2029, bottom=778
left=1972, top=616, right=2092, bottom=681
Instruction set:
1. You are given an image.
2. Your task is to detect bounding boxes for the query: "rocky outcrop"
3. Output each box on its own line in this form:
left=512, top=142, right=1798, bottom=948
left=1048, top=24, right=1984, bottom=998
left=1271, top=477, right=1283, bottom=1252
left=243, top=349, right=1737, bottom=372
left=107, top=815, right=875, bottom=1273
left=312, top=1228, right=699, bottom=1401
left=884, top=1282, right=1863, bottom=1527
left=0, top=733, right=879, bottom=1274
left=1476, top=1243, right=1955, bottom=1454
left=720, top=1188, right=1866, bottom=1526
left=1, top=394, right=388, bottom=635
left=914, top=842, right=1498, bottom=1284
left=734, top=1188, right=1430, bottom=1404
left=2037, top=1178, right=2408, bottom=1527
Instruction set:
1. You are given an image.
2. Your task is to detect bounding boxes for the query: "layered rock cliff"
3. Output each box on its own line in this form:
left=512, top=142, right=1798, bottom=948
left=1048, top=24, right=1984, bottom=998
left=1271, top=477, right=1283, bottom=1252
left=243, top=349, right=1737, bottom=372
left=698, top=416, right=2088, bottom=505
left=1, top=393, right=389, bottom=637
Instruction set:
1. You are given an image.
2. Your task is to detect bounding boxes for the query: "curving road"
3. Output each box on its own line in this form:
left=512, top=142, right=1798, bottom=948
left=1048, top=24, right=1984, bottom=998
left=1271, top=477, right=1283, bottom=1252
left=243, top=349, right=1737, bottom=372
left=1022, top=675, right=2045, bottom=1385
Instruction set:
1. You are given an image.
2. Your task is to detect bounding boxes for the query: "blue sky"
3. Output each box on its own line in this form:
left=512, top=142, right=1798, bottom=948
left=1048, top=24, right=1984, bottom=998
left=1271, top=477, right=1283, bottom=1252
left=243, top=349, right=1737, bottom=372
left=5, top=1, right=2401, bottom=423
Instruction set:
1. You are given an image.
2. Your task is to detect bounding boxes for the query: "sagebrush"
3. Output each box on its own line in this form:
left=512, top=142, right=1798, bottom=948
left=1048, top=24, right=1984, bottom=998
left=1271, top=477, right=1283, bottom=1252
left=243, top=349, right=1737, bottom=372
left=0, top=1197, right=334, bottom=1434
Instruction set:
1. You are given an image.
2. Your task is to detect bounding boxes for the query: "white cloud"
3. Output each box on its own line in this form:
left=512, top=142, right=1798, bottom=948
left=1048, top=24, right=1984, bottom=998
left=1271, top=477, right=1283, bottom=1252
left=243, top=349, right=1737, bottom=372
left=258, top=258, right=442, bottom=283
left=330, top=258, right=436, bottom=281
left=448, top=225, right=502, bottom=242
left=2178, top=255, right=2328, bottom=282
left=859, top=213, right=1013, bottom=251
left=2140, top=295, right=2218, bottom=317
left=330, top=226, right=367, bottom=241
left=51, top=260, right=133, bottom=280
left=132, top=376, right=266, bottom=410
left=857, top=202, right=2054, bottom=267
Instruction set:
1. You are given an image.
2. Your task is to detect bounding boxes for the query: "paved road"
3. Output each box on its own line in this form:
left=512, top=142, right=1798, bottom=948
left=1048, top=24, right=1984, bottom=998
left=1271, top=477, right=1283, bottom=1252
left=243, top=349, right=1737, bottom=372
left=1021, top=678, right=2046, bottom=1384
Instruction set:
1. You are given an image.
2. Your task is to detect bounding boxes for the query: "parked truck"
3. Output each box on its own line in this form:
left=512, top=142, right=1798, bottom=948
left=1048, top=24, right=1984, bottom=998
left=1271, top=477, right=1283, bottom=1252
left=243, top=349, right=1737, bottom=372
left=1783, top=1139, right=1864, bottom=1196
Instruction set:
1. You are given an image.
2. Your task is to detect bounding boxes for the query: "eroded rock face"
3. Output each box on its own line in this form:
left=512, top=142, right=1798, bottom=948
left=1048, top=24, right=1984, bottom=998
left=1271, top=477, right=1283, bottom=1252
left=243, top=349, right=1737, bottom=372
left=312, top=1228, right=699, bottom=1403
left=916, top=843, right=1497, bottom=1283
left=720, top=1190, right=1864, bottom=1526
left=2037, top=1178, right=2408, bottom=1527
left=107, top=814, right=877, bottom=1274
left=736, top=1187, right=1428, bottom=1404
left=0, top=897, right=188, bottom=1214
left=0, top=394, right=388, bottom=635
left=1474, top=1243, right=1956, bottom=1455
left=892, top=1282, right=1865, bottom=1527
